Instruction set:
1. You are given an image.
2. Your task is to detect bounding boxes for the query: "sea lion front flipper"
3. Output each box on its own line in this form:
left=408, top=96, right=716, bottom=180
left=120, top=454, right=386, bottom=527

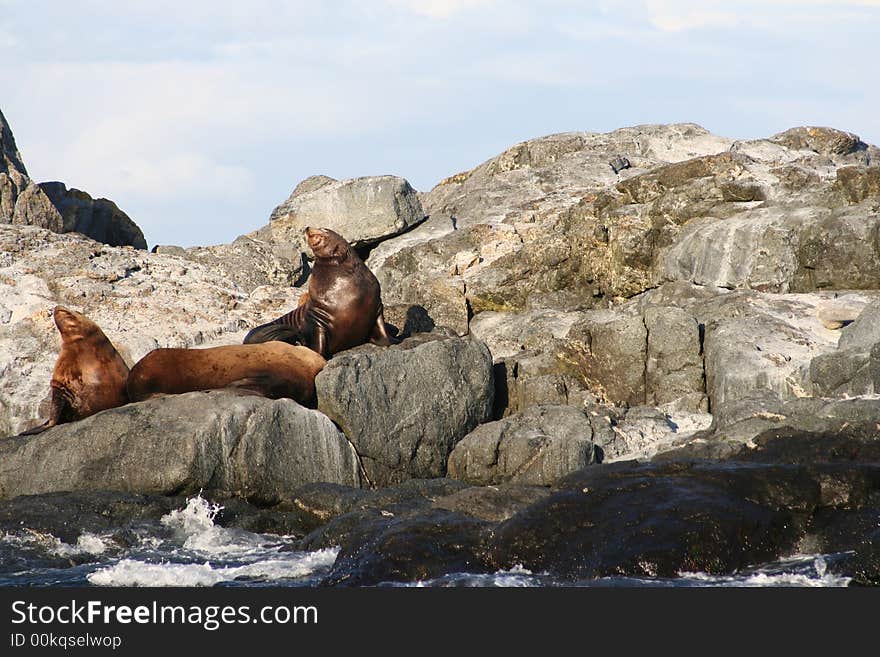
left=19, top=388, right=67, bottom=435
left=369, top=308, right=392, bottom=347
left=243, top=323, right=306, bottom=346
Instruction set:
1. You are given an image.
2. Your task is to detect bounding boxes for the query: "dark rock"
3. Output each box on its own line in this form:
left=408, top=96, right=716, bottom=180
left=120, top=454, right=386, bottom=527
left=489, top=461, right=809, bottom=580
left=315, top=334, right=494, bottom=487
left=39, top=182, right=147, bottom=249
left=770, top=126, right=864, bottom=156
left=0, top=490, right=181, bottom=545
left=320, top=509, right=493, bottom=586
left=432, top=484, right=551, bottom=523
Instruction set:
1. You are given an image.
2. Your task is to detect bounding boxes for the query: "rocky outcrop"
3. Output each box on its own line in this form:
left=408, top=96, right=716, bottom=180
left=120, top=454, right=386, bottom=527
left=315, top=333, right=494, bottom=487
left=268, top=175, right=425, bottom=248
left=0, top=391, right=362, bottom=502
left=38, top=182, right=146, bottom=249
left=1, top=110, right=145, bottom=248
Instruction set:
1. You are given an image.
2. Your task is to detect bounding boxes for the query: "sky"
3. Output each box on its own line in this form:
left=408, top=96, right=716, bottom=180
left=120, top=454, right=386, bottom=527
left=1, top=0, right=878, bottom=248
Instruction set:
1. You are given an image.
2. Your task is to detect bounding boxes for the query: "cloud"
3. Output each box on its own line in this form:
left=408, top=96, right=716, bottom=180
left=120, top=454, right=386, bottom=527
left=385, top=0, right=495, bottom=19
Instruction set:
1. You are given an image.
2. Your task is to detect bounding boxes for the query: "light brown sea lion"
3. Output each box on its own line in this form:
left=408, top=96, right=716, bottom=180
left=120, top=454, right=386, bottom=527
left=125, top=341, right=327, bottom=407
left=243, top=226, right=391, bottom=357
left=20, top=306, right=130, bottom=435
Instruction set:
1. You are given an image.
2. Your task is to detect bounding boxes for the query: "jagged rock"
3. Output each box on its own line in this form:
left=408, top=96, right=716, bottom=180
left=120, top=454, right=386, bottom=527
left=1, top=110, right=146, bottom=247
left=0, top=391, right=362, bottom=502
left=268, top=175, right=425, bottom=247
left=315, top=333, right=494, bottom=488
left=446, top=405, right=603, bottom=486
left=39, top=182, right=146, bottom=249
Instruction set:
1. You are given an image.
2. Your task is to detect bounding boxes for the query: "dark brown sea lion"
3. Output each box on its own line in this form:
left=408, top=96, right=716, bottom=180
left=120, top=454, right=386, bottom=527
left=20, top=306, right=130, bottom=435
left=243, top=226, right=391, bottom=357
left=126, top=341, right=327, bottom=407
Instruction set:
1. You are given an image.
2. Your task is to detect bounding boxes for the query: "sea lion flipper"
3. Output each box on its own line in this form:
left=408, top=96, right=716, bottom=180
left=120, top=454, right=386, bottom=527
left=369, top=308, right=392, bottom=347
left=243, top=323, right=306, bottom=346
left=17, top=420, right=52, bottom=436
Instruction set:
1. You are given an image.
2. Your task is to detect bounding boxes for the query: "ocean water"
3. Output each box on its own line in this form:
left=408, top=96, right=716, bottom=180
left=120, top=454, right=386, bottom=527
left=0, top=494, right=852, bottom=588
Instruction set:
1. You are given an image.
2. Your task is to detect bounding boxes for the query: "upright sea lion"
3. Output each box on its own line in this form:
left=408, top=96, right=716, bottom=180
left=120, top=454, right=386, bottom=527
left=243, top=226, right=391, bottom=357
left=21, top=306, right=130, bottom=435
left=126, top=341, right=327, bottom=407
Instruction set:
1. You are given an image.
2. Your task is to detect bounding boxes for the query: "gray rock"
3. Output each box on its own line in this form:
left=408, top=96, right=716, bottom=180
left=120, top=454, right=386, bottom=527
left=315, top=333, right=494, bottom=487
left=269, top=175, right=425, bottom=247
left=644, top=306, right=706, bottom=410
left=0, top=391, right=362, bottom=502
left=447, top=404, right=601, bottom=486
left=154, top=234, right=305, bottom=293
left=38, top=182, right=146, bottom=249
left=839, top=300, right=880, bottom=350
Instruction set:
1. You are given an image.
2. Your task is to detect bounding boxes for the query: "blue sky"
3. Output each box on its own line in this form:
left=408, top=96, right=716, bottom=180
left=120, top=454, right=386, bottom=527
left=1, top=0, right=878, bottom=248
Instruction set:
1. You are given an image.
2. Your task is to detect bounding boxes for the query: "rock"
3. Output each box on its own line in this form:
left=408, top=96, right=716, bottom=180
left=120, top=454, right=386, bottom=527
left=268, top=175, right=425, bottom=247
left=431, top=484, right=551, bottom=523
left=644, top=306, right=706, bottom=410
left=153, top=234, right=305, bottom=293
left=834, top=166, right=880, bottom=204
left=561, top=309, right=647, bottom=407
left=0, top=225, right=304, bottom=435
left=315, top=334, right=494, bottom=487
left=1, top=110, right=145, bottom=247
left=493, top=350, right=598, bottom=418
left=38, top=182, right=147, bottom=249
left=488, top=461, right=812, bottom=580
left=816, top=300, right=863, bottom=330
left=447, top=405, right=602, bottom=486
left=659, top=396, right=880, bottom=459
left=469, top=308, right=588, bottom=361
left=600, top=405, right=681, bottom=461
left=838, top=300, right=880, bottom=350
left=321, top=509, right=492, bottom=586
left=0, top=391, right=362, bottom=502
left=365, top=213, right=456, bottom=272
left=770, top=126, right=864, bottom=157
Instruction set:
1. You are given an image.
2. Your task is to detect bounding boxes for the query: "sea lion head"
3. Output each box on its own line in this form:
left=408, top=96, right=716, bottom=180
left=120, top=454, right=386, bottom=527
left=53, top=306, right=99, bottom=343
left=305, top=226, right=351, bottom=259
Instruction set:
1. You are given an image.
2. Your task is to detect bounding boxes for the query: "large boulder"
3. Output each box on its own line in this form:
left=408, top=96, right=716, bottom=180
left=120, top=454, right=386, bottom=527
left=315, top=333, right=494, bottom=487
left=447, top=405, right=603, bottom=486
left=268, top=175, right=425, bottom=247
left=0, top=391, right=362, bottom=502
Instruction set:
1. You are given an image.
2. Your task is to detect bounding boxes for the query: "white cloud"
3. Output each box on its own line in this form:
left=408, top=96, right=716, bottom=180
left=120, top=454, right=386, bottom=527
left=385, top=0, right=495, bottom=19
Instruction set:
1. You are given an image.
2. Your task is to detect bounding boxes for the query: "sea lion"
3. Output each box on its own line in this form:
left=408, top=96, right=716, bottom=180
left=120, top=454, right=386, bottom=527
left=21, top=306, right=130, bottom=435
left=243, top=226, right=391, bottom=357
left=126, top=341, right=327, bottom=407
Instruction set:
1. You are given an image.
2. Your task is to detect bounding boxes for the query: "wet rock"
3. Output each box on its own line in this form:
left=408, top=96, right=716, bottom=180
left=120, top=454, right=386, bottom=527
left=315, top=334, right=494, bottom=487
left=321, top=509, right=492, bottom=586
left=488, top=461, right=810, bottom=580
